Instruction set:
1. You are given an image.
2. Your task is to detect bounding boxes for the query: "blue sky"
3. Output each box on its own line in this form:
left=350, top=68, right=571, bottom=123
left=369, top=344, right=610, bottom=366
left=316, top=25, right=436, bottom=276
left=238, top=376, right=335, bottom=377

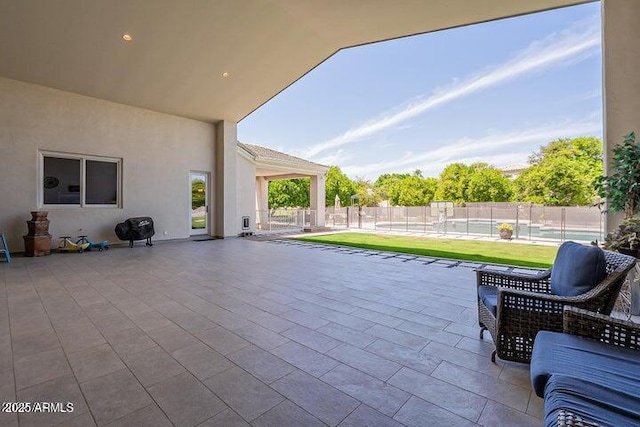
left=238, top=2, right=602, bottom=181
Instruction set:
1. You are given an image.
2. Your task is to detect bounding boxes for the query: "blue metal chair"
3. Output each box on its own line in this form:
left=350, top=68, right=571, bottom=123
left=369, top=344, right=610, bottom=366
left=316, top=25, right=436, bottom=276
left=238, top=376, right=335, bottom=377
left=0, top=233, right=11, bottom=263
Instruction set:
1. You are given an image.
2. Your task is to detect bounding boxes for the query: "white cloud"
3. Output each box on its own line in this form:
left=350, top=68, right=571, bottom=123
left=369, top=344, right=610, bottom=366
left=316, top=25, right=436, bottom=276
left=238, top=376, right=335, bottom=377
left=313, top=149, right=352, bottom=166
left=580, top=89, right=601, bottom=101
left=305, top=18, right=600, bottom=159
left=342, top=115, right=602, bottom=178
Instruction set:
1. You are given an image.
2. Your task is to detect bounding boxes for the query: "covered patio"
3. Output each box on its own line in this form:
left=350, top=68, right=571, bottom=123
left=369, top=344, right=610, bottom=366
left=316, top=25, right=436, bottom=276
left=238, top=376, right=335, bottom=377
left=2, top=0, right=638, bottom=246
left=2, top=1, right=640, bottom=426
left=0, top=238, right=541, bottom=426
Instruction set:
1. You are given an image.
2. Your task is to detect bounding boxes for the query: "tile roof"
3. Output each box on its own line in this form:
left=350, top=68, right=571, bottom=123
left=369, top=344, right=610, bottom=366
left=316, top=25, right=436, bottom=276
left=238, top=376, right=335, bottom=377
left=238, top=142, right=327, bottom=169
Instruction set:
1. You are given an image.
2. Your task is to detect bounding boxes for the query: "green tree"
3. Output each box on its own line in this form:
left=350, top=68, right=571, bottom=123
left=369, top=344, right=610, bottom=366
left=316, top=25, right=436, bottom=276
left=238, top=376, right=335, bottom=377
left=352, top=178, right=378, bottom=206
left=423, top=178, right=439, bottom=203
left=434, top=163, right=471, bottom=203
left=515, top=158, right=594, bottom=205
left=374, top=173, right=410, bottom=205
left=325, top=166, right=355, bottom=207
left=530, top=137, right=602, bottom=169
left=191, top=179, right=206, bottom=209
left=268, top=178, right=310, bottom=208
left=515, top=137, right=603, bottom=206
left=466, top=167, right=513, bottom=202
left=395, top=176, right=439, bottom=206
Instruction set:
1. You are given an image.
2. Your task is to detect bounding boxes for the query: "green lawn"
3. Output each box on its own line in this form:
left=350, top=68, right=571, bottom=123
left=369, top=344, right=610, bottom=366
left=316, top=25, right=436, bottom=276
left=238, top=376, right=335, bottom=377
left=295, top=232, right=557, bottom=268
left=192, top=217, right=206, bottom=229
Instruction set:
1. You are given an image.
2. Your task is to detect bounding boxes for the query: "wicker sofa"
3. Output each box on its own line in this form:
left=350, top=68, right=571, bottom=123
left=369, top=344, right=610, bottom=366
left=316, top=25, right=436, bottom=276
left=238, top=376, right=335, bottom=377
left=477, top=242, right=635, bottom=363
left=531, top=307, right=640, bottom=427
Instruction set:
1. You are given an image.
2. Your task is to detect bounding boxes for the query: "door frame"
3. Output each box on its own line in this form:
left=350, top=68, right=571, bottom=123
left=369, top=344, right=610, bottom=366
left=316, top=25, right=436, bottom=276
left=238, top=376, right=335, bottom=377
left=189, top=171, right=210, bottom=236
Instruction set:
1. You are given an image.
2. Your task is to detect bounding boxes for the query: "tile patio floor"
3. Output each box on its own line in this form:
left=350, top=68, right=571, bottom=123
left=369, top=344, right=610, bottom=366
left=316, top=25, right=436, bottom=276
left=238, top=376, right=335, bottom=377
left=0, top=238, right=543, bottom=426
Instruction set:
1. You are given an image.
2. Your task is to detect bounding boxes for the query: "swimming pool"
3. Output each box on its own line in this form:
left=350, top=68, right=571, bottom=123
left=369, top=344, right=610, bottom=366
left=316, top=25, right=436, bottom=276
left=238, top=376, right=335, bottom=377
left=376, top=219, right=603, bottom=242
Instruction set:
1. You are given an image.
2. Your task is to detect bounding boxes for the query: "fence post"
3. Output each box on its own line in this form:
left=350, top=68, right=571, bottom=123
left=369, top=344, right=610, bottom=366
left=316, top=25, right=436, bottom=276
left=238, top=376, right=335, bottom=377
left=529, top=204, right=533, bottom=240
left=424, top=205, right=427, bottom=233
left=466, top=206, right=469, bottom=235
left=374, top=206, right=377, bottom=230
left=443, top=207, right=447, bottom=234
left=599, top=209, right=603, bottom=242
left=389, top=206, right=392, bottom=231
left=515, top=205, right=519, bottom=239
left=490, top=207, right=493, bottom=238
left=406, top=207, right=409, bottom=232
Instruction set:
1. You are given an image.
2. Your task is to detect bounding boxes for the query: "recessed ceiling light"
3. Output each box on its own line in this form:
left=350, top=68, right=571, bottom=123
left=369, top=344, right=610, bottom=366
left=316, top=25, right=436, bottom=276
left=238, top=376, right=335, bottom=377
left=122, top=34, right=133, bottom=42
left=222, top=72, right=229, bottom=77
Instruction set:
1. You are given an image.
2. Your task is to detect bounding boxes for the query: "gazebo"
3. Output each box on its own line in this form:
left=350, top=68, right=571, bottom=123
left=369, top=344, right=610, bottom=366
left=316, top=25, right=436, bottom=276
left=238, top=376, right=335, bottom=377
left=237, top=143, right=329, bottom=232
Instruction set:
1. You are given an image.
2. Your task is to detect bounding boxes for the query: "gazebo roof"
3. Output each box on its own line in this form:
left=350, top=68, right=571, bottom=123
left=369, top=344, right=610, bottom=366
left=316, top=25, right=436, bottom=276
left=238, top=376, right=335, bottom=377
left=238, top=142, right=328, bottom=178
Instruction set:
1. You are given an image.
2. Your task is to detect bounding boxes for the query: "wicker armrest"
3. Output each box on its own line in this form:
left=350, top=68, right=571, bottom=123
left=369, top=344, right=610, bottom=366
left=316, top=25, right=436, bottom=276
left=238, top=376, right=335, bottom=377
left=498, top=288, right=570, bottom=322
left=499, top=284, right=617, bottom=318
left=500, top=287, right=583, bottom=305
left=477, top=268, right=552, bottom=293
left=563, top=306, right=640, bottom=351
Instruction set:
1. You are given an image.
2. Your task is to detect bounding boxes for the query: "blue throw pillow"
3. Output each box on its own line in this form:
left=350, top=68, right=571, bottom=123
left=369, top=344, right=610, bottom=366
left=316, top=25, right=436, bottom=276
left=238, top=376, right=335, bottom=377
left=550, top=241, right=607, bottom=296
left=477, top=285, right=498, bottom=316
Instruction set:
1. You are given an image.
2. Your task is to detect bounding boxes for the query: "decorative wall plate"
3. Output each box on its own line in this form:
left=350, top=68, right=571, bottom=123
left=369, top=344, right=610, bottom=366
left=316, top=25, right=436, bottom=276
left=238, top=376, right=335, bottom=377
left=44, top=176, right=59, bottom=189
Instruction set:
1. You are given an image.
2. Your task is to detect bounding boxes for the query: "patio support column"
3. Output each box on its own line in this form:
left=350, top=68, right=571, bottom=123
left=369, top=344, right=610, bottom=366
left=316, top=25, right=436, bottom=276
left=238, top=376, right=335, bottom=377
left=602, top=0, right=640, bottom=232
left=214, top=120, right=238, bottom=238
left=310, top=173, right=326, bottom=227
left=256, top=176, right=269, bottom=229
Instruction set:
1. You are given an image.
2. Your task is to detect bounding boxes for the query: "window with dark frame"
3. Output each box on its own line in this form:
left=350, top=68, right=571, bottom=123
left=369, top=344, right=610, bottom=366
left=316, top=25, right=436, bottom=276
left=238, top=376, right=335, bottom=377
left=41, top=154, right=121, bottom=207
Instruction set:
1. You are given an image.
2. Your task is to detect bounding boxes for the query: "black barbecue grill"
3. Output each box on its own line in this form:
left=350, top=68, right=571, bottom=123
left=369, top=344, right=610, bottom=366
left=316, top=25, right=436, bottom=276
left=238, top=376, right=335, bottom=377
left=115, top=217, right=155, bottom=247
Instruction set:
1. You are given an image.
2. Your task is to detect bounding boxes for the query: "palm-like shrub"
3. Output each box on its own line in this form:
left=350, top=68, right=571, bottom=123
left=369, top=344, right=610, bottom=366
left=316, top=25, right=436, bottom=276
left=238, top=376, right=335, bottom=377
left=595, top=132, right=640, bottom=217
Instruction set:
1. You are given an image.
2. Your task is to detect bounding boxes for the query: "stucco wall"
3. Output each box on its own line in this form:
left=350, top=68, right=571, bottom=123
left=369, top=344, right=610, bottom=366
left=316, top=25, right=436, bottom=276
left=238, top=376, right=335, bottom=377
left=236, top=153, right=257, bottom=232
left=0, top=77, right=215, bottom=252
left=602, top=0, right=640, bottom=230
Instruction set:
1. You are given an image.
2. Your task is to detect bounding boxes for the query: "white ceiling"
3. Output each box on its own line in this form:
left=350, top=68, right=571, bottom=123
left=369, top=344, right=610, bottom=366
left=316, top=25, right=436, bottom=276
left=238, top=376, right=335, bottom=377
left=0, top=0, right=590, bottom=123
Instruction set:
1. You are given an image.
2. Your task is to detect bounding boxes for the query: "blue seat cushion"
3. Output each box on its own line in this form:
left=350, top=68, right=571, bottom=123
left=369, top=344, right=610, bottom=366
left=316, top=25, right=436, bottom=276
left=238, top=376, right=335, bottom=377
left=478, top=285, right=497, bottom=316
left=543, top=374, right=640, bottom=427
left=550, top=241, right=606, bottom=296
left=530, top=331, right=640, bottom=398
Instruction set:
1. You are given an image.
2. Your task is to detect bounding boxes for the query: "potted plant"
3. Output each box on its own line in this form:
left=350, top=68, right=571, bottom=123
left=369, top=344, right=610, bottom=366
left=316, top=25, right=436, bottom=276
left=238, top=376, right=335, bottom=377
left=596, top=131, right=640, bottom=256
left=498, top=223, right=513, bottom=240
left=603, top=216, right=640, bottom=257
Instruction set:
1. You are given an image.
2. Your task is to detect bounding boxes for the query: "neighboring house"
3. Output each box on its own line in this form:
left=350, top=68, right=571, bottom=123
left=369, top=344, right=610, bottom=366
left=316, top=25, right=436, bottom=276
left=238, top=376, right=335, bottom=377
left=500, top=164, right=529, bottom=180
left=0, top=1, right=637, bottom=251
